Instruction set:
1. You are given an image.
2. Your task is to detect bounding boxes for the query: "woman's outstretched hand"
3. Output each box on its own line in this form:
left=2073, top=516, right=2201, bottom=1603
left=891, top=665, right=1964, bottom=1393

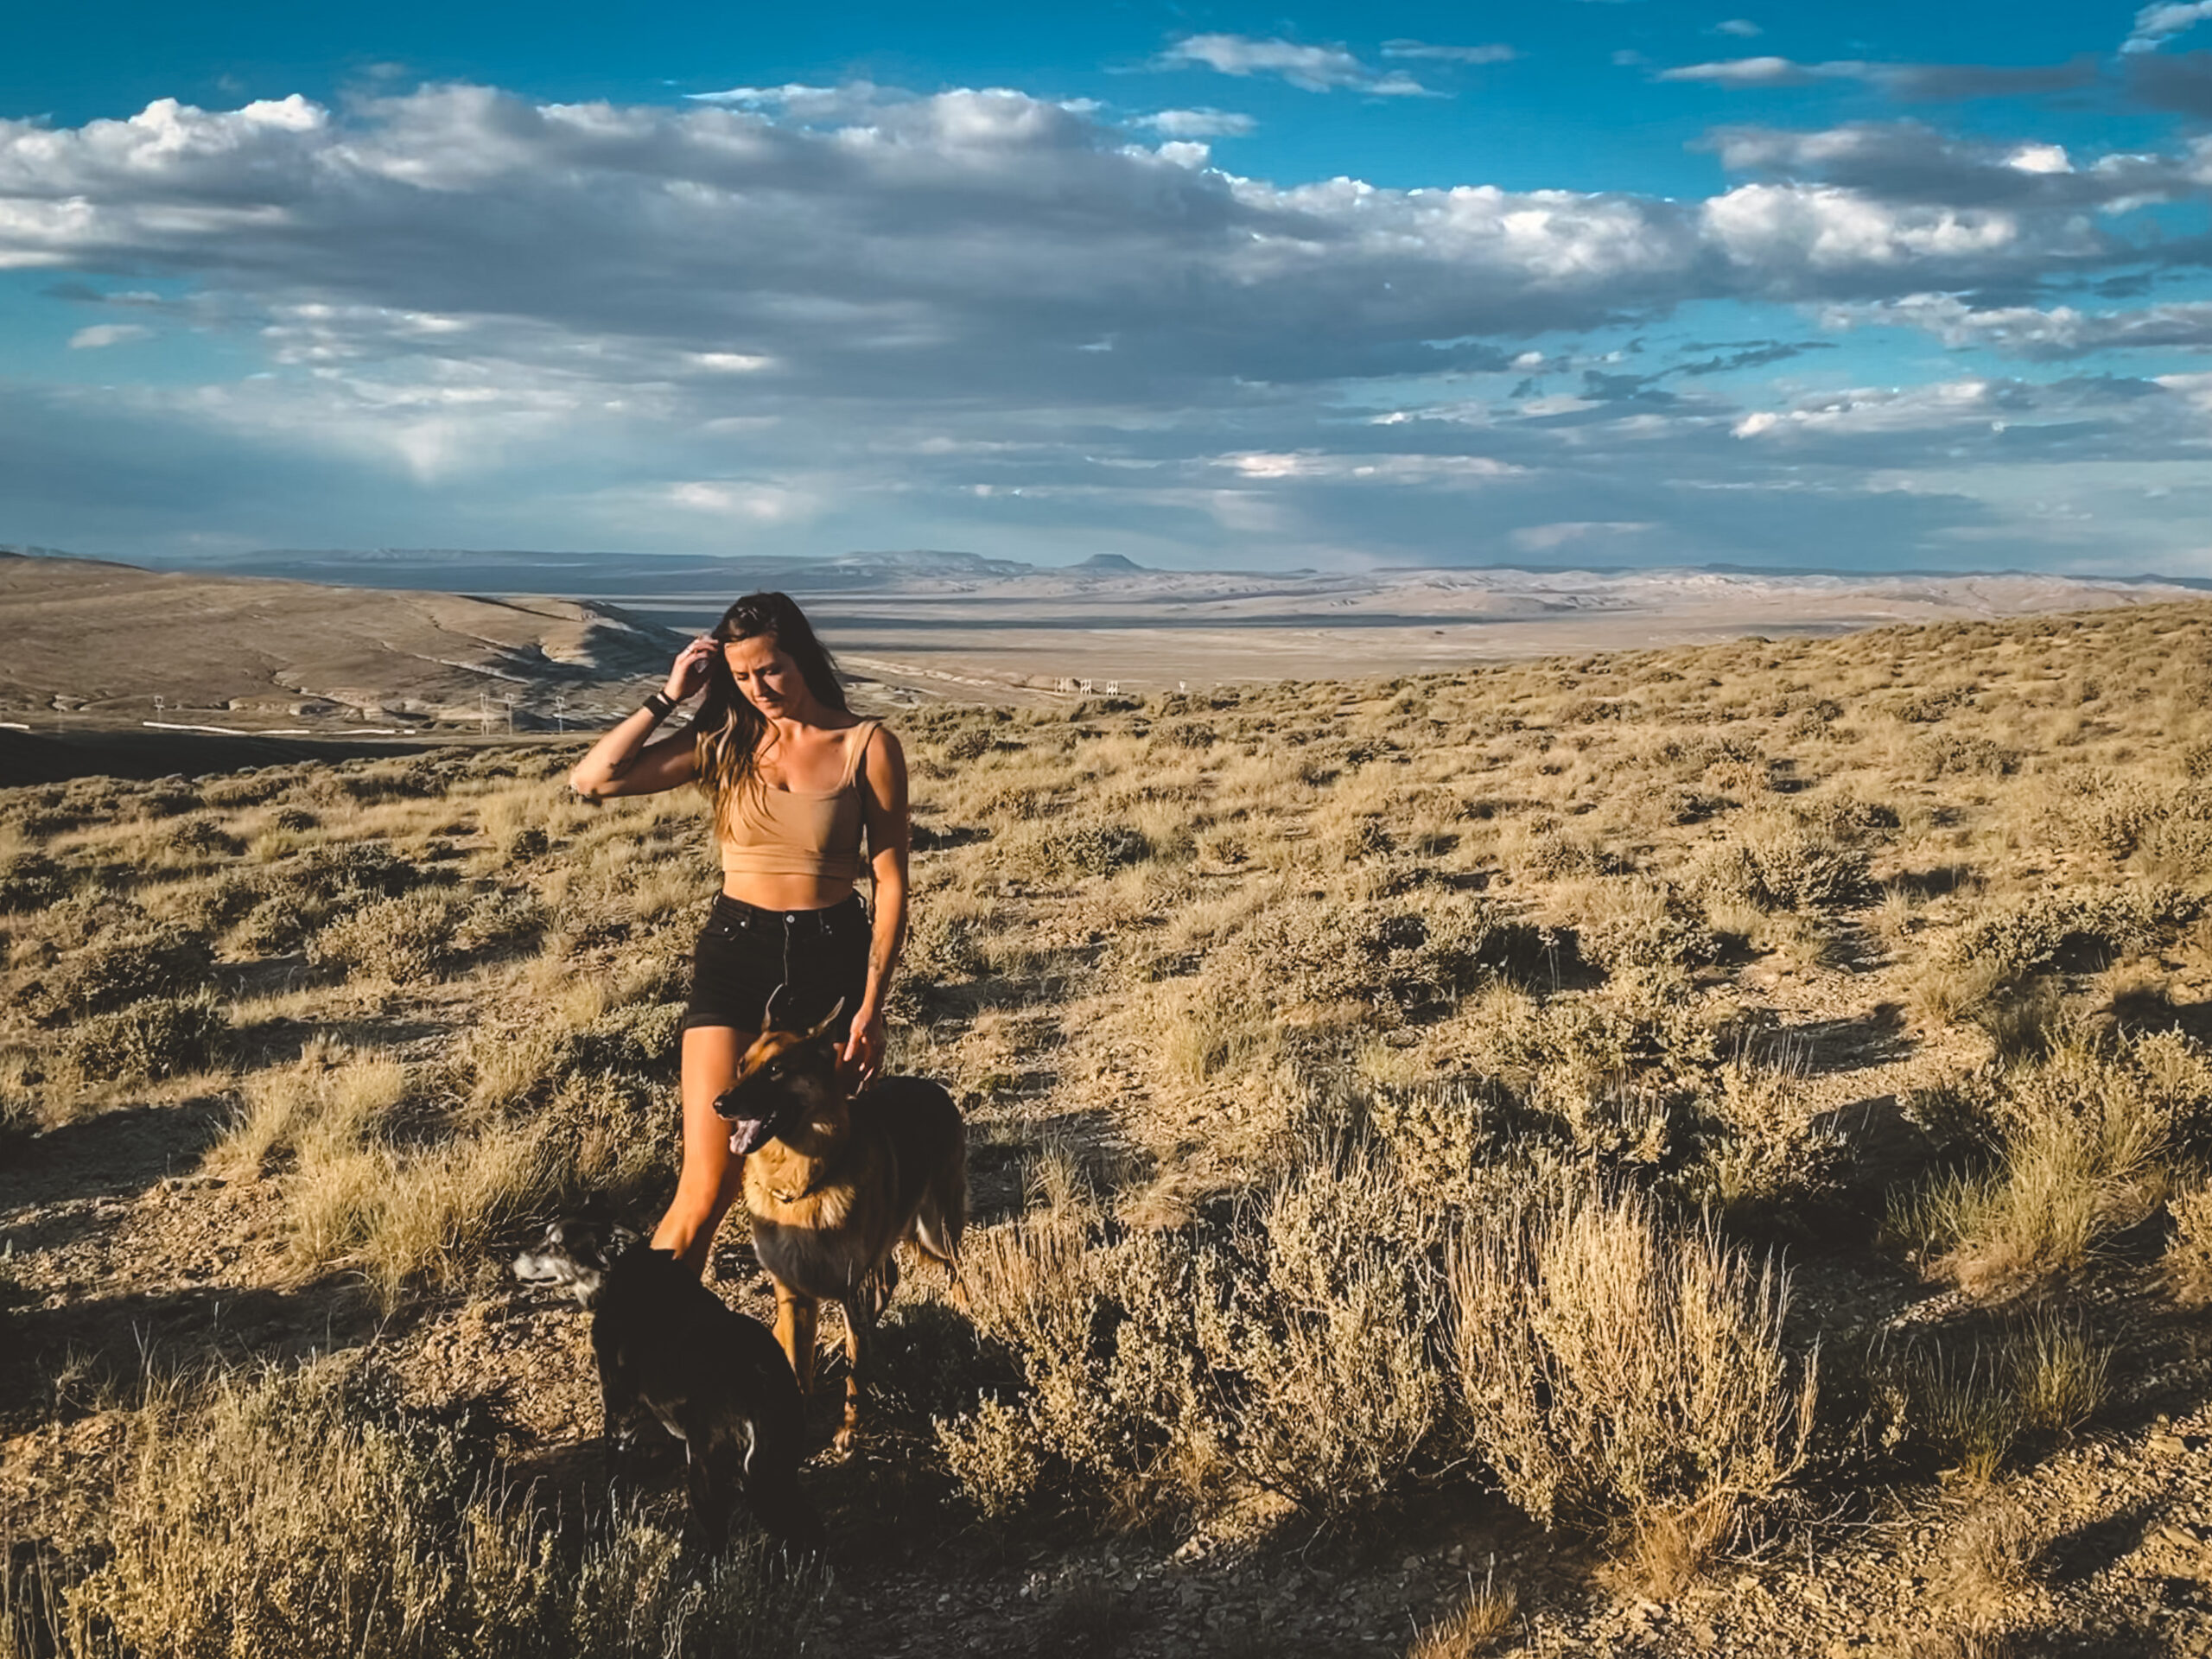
left=664, top=637, right=717, bottom=703
left=842, top=1007, right=886, bottom=1089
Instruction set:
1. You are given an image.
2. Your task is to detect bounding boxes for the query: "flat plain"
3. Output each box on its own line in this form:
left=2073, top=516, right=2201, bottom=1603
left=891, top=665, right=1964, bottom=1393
left=4, top=592, right=2212, bottom=1657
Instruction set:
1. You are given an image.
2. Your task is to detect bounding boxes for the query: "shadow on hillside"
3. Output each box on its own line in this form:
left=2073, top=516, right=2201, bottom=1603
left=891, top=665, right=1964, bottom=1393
left=1889, top=863, right=1974, bottom=899
left=1751, top=1001, right=1913, bottom=1076
left=0, top=1098, right=229, bottom=1239
left=0, top=1274, right=381, bottom=1432
left=2113, top=989, right=2212, bottom=1048
left=2039, top=1501, right=2157, bottom=1586
left=226, top=1012, right=453, bottom=1070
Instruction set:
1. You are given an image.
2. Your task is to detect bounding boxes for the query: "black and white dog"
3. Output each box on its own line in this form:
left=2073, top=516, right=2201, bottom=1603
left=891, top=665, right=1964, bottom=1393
left=512, top=1216, right=820, bottom=1554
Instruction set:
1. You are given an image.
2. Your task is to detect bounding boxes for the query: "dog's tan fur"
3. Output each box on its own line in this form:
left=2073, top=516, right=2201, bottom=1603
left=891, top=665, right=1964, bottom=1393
left=715, top=1009, right=966, bottom=1453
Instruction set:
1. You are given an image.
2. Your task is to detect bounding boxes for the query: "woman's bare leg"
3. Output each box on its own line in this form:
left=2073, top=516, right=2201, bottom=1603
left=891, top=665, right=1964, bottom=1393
left=653, top=1025, right=753, bottom=1277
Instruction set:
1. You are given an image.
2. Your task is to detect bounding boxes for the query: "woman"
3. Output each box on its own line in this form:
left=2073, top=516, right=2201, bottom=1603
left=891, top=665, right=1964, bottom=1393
left=569, top=592, right=909, bottom=1278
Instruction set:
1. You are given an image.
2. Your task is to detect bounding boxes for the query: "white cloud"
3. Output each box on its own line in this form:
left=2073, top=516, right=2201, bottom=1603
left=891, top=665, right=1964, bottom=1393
left=1158, top=35, right=1432, bottom=95
left=4, top=88, right=2196, bottom=378
left=1830, top=294, right=2212, bottom=359
left=1661, top=57, right=2101, bottom=100
left=68, top=322, right=153, bottom=348
left=1715, top=19, right=1764, bottom=37
left=1380, top=41, right=1518, bottom=65
left=669, top=480, right=817, bottom=521
left=1132, top=108, right=1255, bottom=138
left=1217, top=451, right=1522, bottom=482
left=2007, top=143, right=2072, bottom=175
left=2123, top=0, right=2212, bottom=53
left=4, top=82, right=2211, bottom=571
left=1660, top=56, right=1819, bottom=86
left=1709, top=121, right=2189, bottom=213
left=1512, top=521, right=1652, bottom=551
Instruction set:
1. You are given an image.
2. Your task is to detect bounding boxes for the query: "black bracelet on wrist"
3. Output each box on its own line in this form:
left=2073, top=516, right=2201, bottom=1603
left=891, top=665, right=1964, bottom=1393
left=642, top=690, right=677, bottom=721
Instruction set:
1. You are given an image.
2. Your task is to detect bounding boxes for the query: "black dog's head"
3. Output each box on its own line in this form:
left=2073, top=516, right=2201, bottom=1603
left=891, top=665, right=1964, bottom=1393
left=712, top=999, right=847, bottom=1155
left=512, top=1216, right=643, bottom=1307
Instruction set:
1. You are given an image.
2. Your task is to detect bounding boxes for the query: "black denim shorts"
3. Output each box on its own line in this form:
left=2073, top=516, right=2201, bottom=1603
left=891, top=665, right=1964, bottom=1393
left=682, top=893, right=869, bottom=1035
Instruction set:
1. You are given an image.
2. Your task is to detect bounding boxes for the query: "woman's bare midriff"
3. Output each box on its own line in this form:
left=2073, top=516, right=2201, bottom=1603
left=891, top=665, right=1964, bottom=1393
left=720, top=874, right=859, bottom=911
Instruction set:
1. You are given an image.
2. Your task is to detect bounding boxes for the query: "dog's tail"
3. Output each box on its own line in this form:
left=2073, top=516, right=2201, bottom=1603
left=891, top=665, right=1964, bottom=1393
left=915, top=1120, right=968, bottom=1304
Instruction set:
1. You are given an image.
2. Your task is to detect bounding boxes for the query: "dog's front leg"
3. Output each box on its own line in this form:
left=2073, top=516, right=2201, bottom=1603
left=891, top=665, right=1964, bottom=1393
left=597, top=1351, right=644, bottom=1486
left=772, top=1283, right=820, bottom=1398
left=683, top=1440, right=735, bottom=1558
left=833, top=1294, right=874, bottom=1457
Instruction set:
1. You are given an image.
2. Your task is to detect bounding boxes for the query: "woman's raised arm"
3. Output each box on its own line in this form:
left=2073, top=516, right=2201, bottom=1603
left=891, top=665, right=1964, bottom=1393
left=569, top=638, right=714, bottom=799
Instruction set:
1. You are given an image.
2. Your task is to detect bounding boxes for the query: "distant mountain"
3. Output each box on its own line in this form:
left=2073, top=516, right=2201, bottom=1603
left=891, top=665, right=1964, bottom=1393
left=147, top=546, right=1038, bottom=594
left=1069, top=554, right=1147, bottom=573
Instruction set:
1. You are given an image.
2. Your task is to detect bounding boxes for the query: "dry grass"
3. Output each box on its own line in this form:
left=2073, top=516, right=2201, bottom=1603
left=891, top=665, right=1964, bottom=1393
left=1404, top=1580, right=1518, bottom=1659
left=1448, top=1184, right=1816, bottom=1593
left=1896, top=1026, right=2181, bottom=1297
left=1936, top=1498, right=2040, bottom=1629
left=2167, top=1181, right=2212, bottom=1304
left=34, top=1356, right=813, bottom=1659
left=13, top=601, right=2212, bottom=1616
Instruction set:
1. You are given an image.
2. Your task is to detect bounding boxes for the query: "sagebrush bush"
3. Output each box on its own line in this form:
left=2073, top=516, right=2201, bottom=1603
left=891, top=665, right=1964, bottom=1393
left=2165, top=1182, right=2212, bottom=1304
left=236, top=896, right=314, bottom=956
left=1190, top=1147, right=1446, bottom=1513
left=309, top=890, right=467, bottom=983
left=932, top=1395, right=1040, bottom=1522
left=1893, top=1027, right=2185, bottom=1296
left=41, top=920, right=211, bottom=1020
left=553, top=1000, right=686, bottom=1079
left=1225, top=892, right=1516, bottom=1020
left=944, top=1136, right=1449, bottom=1528
left=1699, top=811, right=1872, bottom=911
left=1679, top=1057, right=1846, bottom=1230
left=168, top=872, right=263, bottom=935
left=1948, top=886, right=2196, bottom=983
left=1014, top=820, right=1152, bottom=880
left=1570, top=880, right=1715, bottom=974
left=226, top=1033, right=674, bottom=1301
left=61, top=1357, right=812, bottom=1659
left=1910, top=733, right=2018, bottom=779
left=162, top=817, right=244, bottom=861
left=59, top=990, right=228, bottom=1083
left=1449, top=1183, right=1815, bottom=1574
left=0, top=852, right=68, bottom=913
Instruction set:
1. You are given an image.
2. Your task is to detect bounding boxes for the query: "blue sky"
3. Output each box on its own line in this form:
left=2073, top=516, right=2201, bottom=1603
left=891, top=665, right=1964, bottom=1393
left=3, top=0, right=2211, bottom=572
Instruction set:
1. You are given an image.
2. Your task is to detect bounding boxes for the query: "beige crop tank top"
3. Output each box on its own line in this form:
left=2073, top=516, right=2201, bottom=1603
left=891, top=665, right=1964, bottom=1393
left=718, top=721, right=879, bottom=882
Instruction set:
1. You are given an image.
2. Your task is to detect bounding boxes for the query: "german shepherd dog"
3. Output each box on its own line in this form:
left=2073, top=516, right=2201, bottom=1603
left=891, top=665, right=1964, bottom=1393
left=714, top=1001, right=966, bottom=1453
left=512, top=1216, right=821, bottom=1553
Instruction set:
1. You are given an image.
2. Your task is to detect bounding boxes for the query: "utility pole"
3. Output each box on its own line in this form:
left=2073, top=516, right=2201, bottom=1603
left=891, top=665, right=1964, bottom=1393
left=500, top=694, right=517, bottom=735
left=552, top=692, right=568, bottom=733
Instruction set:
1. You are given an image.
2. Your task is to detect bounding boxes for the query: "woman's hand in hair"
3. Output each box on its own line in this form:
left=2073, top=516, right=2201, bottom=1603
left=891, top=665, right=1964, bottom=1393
left=664, top=637, right=717, bottom=703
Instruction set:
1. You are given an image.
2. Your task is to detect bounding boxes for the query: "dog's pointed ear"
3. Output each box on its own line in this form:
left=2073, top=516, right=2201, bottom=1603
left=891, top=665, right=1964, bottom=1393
left=607, top=1220, right=642, bottom=1255
left=804, top=998, right=847, bottom=1045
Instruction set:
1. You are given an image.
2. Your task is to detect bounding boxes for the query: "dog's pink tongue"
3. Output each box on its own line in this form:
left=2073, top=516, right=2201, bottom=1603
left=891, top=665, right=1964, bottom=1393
left=727, top=1116, right=775, bottom=1155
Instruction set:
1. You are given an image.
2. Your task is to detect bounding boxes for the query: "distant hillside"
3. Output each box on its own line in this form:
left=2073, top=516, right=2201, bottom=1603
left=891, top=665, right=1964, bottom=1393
left=139, top=546, right=1038, bottom=595
left=0, top=552, right=683, bottom=728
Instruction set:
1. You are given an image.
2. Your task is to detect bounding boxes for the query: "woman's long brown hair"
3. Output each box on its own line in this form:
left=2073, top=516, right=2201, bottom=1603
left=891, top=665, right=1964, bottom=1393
left=692, top=593, right=851, bottom=833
